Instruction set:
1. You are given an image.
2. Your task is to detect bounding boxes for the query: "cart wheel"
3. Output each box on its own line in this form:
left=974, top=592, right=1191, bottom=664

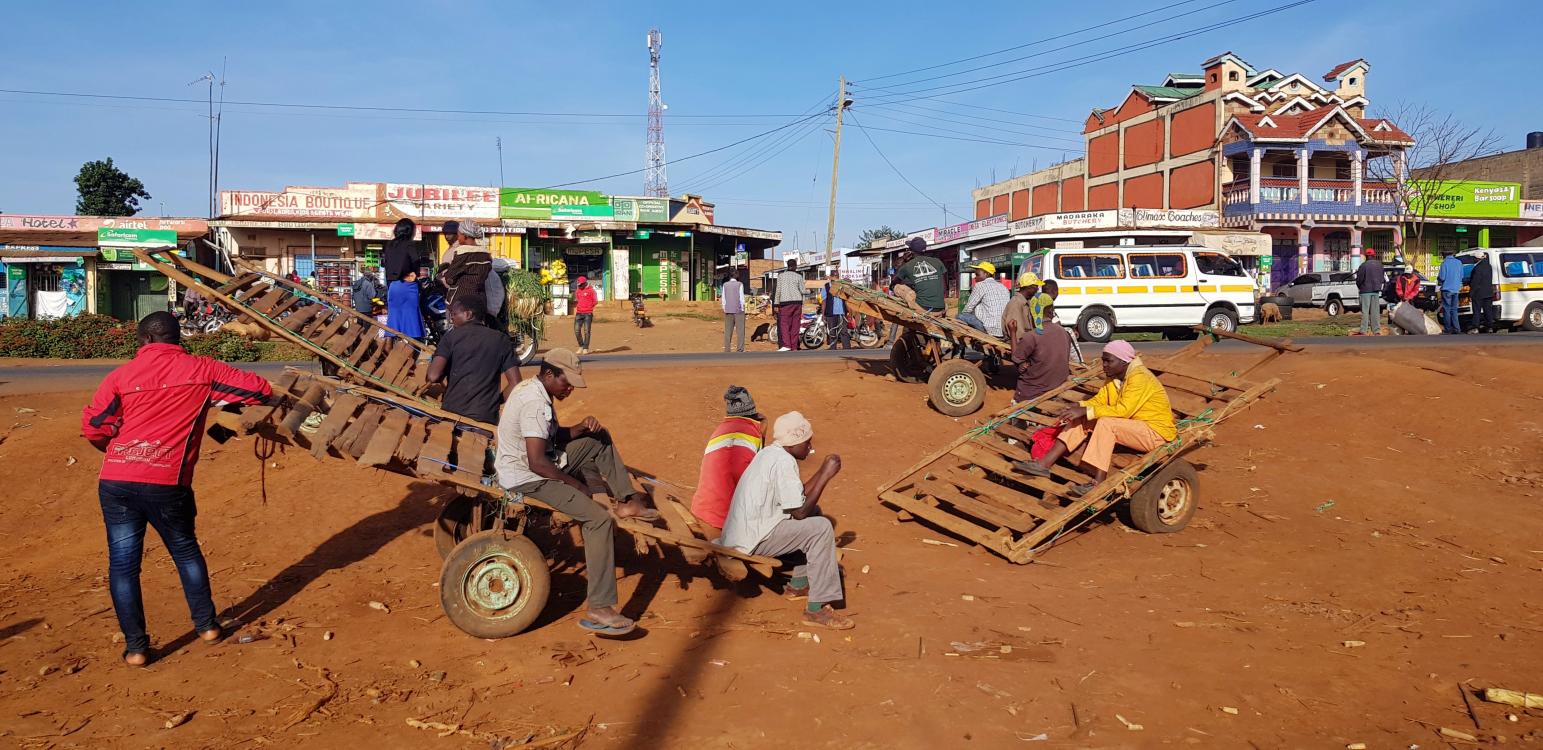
left=1127, top=460, right=1199, bottom=534
left=434, top=495, right=499, bottom=559
left=927, top=359, right=986, bottom=416
left=439, top=530, right=551, bottom=639
left=889, top=333, right=928, bottom=383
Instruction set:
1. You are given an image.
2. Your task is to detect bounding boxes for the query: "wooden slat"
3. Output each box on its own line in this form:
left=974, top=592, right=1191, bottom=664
left=1147, top=359, right=1253, bottom=393
left=358, top=410, right=410, bottom=467
left=247, top=287, right=289, bottom=315
left=325, top=320, right=368, bottom=359
left=950, top=439, right=1072, bottom=503
left=955, top=440, right=1091, bottom=486
left=453, top=431, right=489, bottom=482
left=280, top=304, right=324, bottom=332
left=881, top=490, right=1011, bottom=553
left=370, top=341, right=412, bottom=378
left=234, top=282, right=273, bottom=302
left=348, top=333, right=382, bottom=368
left=216, top=272, right=262, bottom=294
left=307, top=393, right=365, bottom=459
left=340, top=404, right=387, bottom=459
left=914, top=477, right=1036, bottom=532
left=310, top=311, right=349, bottom=344
left=266, top=293, right=307, bottom=319
left=937, top=464, right=1060, bottom=520
left=395, top=417, right=429, bottom=463
left=416, top=420, right=455, bottom=477
left=237, top=371, right=300, bottom=429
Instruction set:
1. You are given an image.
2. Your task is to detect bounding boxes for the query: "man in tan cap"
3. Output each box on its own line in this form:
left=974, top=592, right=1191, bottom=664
left=494, top=347, right=659, bottom=636
left=719, top=411, right=852, bottom=630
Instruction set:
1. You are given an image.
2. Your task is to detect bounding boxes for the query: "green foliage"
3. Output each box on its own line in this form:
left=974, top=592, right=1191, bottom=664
left=854, top=226, right=906, bottom=250
left=74, top=158, right=151, bottom=216
left=0, top=315, right=264, bottom=361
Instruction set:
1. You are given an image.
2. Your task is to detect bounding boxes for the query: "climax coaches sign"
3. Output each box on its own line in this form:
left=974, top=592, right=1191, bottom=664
left=384, top=183, right=499, bottom=220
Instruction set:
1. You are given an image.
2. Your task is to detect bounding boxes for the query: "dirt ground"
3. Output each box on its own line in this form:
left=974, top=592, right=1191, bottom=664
left=1, top=345, right=1542, bottom=748
left=539, top=312, right=792, bottom=356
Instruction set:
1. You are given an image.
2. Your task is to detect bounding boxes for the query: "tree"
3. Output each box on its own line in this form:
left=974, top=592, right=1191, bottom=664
left=74, top=158, right=151, bottom=216
left=854, top=225, right=906, bottom=250
left=1365, top=103, right=1502, bottom=259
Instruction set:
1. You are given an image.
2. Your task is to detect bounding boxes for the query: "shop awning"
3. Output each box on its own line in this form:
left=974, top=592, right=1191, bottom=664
left=0, top=246, right=98, bottom=263
left=692, top=224, right=783, bottom=242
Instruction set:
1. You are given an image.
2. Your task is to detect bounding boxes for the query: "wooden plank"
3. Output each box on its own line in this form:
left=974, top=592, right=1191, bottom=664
left=280, top=304, right=324, bottom=332
left=1146, top=359, right=1254, bottom=393
left=325, top=320, right=368, bottom=358
left=234, top=282, right=274, bottom=302
left=914, top=477, right=1036, bottom=532
left=881, top=490, right=1011, bottom=554
left=348, top=333, right=382, bottom=368
left=416, top=420, right=456, bottom=477
left=947, top=442, right=1070, bottom=506
left=246, top=287, right=288, bottom=315
left=395, top=417, right=429, bottom=463
left=238, top=371, right=300, bottom=429
left=954, top=440, right=1091, bottom=486
left=937, top=464, right=1060, bottom=520
left=216, top=272, right=262, bottom=294
left=307, top=393, right=366, bottom=459
left=358, top=410, right=410, bottom=467
left=266, top=293, right=307, bottom=319
left=310, top=312, right=349, bottom=345
left=370, top=341, right=412, bottom=379
left=340, top=404, right=387, bottom=459
left=453, top=431, right=489, bottom=482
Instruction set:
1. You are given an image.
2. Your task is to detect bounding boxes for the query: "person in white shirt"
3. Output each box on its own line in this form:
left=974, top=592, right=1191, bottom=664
left=721, top=273, right=746, bottom=353
left=719, top=412, right=852, bottom=630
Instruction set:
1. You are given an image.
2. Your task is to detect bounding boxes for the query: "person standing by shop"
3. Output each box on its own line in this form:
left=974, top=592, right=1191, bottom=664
left=1353, top=248, right=1384, bottom=335
left=1437, top=248, right=1464, bottom=334
left=774, top=258, right=805, bottom=352
left=383, top=218, right=420, bottom=284
left=351, top=265, right=383, bottom=314
left=1469, top=252, right=1498, bottom=334
left=820, top=270, right=852, bottom=350
left=721, top=272, right=746, bottom=353
left=573, top=276, right=597, bottom=355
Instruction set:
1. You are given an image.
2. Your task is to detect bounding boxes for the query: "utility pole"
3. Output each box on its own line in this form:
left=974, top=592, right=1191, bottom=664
left=496, top=137, right=506, bottom=187
left=822, top=76, right=849, bottom=277
left=213, top=58, right=226, bottom=219
left=189, top=72, right=216, bottom=217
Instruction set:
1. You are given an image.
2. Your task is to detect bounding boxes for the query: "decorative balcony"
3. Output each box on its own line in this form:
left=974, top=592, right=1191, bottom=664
left=1222, top=177, right=1399, bottom=218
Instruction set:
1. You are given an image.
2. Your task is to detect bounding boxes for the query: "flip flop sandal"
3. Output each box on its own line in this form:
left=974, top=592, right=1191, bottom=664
left=578, top=618, right=637, bottom=637
left=614, top=508, right=662, bottom=523
left=1013, top=460, right=1051, bottom=477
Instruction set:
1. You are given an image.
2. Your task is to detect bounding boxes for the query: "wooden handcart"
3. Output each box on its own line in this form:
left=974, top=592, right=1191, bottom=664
left=876, top=329, right=1301, bottom=563
left=831, top=280, right=1016, bottom=416
left=138, top=250, right=778, bottom=638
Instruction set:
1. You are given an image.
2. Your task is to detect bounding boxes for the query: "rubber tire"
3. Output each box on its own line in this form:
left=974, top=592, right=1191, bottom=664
left=512, top=333, right=538, bottom=365
left=1204, top=306, right=1240, bottom=334
left=802, top=326, right=827, bottom=350
left=1324, top=298, right=1344, bottom=317
left=1126, top=460, right=1199, bottom=534
left=889, top=333, right=928, bottom=384
left=439, top=530, right=551, bottom=639
left=435, top=495, right=498, bottom=559
left=1077, top=308, right=1115, bottom=343
left=1163, top=327, right=1199, bottom=341
left=854, top=326, right=879, bottom=349
left=927, top=359, right=986, bottom=417
left=1522, top=302, right=1543, bottom=332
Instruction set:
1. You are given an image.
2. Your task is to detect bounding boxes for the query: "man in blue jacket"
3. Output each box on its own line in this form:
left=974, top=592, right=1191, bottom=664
left=1436, top=249, right=1464, bottom=334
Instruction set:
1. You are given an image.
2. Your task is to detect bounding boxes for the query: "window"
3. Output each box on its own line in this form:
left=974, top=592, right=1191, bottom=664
left=1228, top=71, right=1240, bottom=82
left=1129, top=253, right=1186, bottom=278
left=1348, top=77, right=1358, bottom=86
left=1291, top=274, right=1321, bottom=286
left=1056, top=253, right=1124, bottom=280
left=32, top=265, right=62, bottom=292
left=1271, top=162, right=1297, bottom=178
left=1334, top=161, right=1352, bottom=180
left=1500, top=252, right=1543, bottom=277
left=1230, top=157, right=1251, bottom=179
left=1195, top=252, right=1246, bottom=277
left=1209, top=73, right=1218, bottom=83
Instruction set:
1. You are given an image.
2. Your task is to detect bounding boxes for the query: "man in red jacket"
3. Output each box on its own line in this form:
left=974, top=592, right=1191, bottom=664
left=81, top=311, right=274, bottom=666
left=573, top=275, right=598, bottom=355
left=690, top=386, right=764, bottom=537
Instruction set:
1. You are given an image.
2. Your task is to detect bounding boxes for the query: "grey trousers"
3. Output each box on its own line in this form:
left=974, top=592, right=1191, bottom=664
left=751, top=516, right=842, bottom=604
left=512, top=434, right=636, bottom=609
left=1359, top=292, right=1382, bottom=333
left=723, top=312, right=746, bottom=352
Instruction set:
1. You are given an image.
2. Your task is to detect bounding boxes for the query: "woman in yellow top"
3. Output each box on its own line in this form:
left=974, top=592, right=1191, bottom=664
left=1015, top=339, right=1176, bottom=495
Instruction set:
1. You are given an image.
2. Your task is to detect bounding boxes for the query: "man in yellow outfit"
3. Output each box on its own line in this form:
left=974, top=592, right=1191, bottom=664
left=1013, top=339, right=1175, bottom=495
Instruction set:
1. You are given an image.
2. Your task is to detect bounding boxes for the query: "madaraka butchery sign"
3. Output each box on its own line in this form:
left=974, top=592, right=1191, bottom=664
left=383, top=183, right=500, bottom=220
left=219, top=184, right=381, bottom=220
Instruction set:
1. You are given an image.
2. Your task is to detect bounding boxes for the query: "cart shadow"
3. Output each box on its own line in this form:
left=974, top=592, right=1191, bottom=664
left=156, top=481, right=445, bottom=661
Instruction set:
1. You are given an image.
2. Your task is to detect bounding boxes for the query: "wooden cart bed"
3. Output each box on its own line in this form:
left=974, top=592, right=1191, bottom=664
left=831, top=280, right=1012, bottom=357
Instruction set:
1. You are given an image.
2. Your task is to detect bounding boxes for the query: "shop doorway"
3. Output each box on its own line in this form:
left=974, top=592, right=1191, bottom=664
left=106, top=271, right=167, bottom=321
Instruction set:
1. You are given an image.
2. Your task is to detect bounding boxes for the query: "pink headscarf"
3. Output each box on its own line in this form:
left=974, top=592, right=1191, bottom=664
left=1103, top=339, right=1137, bottom=362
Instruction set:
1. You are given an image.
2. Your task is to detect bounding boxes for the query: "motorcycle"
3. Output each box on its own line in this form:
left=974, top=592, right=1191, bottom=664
left=421, top=272, right=538, bottom=365
left=177, top=303, right=236, bottom=337
left=772, top=312, right=881, bottom=349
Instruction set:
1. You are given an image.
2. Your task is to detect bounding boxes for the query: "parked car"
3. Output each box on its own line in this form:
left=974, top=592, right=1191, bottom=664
left=1281, top=272, right=1360, bottom=316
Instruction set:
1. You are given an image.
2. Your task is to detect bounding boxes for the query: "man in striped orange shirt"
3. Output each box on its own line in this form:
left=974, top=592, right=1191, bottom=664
left=691, top=386, right=764, bottom=537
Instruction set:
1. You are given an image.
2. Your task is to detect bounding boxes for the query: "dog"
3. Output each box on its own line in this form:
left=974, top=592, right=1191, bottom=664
left=1258, top=301, right=1282, bottom=323
left=750, top=322, right=772, bottom=342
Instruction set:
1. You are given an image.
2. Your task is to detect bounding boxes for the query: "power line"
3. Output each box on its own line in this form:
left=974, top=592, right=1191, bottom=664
left=852, top=0, right=1207, bottom=83
left=875, top=101, right=1083, bottom=135
left=689, top=115, right=831, bottom=194
left=862, top=0, right=1318, bottom=105
left=674, top=95, right=835, bottom=191
left=0, top=87, right=810, bottom=119
left=863, top=104, right=1086, bottom=145
left=847, top=111, right=967, bottom=222
left=853, top=0, right=1241, bottom=92
left=854, top=117, right=1072, bottom=151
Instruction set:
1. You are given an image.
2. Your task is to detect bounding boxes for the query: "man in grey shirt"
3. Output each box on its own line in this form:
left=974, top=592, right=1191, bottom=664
left=721, top=273, right=746, bottom=353
left=1352, top=248, right=1385, bottom=335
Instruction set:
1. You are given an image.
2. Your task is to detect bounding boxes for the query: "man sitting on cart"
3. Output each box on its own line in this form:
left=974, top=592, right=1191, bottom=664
left=1013, top=340, right=1175, bottom=497
left=494, top=348, right=660, bottom=636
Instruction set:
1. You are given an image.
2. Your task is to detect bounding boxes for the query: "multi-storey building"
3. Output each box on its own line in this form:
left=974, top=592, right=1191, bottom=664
left=972, top=51, right=1414, bottom=288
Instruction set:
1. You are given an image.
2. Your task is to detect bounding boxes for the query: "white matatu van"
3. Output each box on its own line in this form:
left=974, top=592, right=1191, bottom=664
left=1456, top=247, right=1543, bottom=331
left=1019, top=245, right=1257, bottom=342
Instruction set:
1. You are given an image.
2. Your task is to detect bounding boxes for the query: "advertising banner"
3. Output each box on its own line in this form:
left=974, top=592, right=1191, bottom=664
left=1130, top=208, right=1221, bottom=227
left=1410, top=180, right=1521, bottom=219
left=220, top=184, right=381, bottom=220
left=0, top=216, right=207, bottom=234
left=383, top=183, right=499, bottom=220
left=97, top=227, right=178, bottom=248
left=499, top=188, right=610, bottom=220
left=1521, top=200, right=1543, bottom=221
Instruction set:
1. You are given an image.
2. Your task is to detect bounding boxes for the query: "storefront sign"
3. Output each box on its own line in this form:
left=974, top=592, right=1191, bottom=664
left=552, top=204, right=617, bottom=220
left=499, top=188, right=610, bottom=220
left=1194, top=231, right=1271, bottom=256
left=0, top=216, right=207, bottom=234
left=934, top=214, right=1010, bottom=244
left=1521, top=200, right=1543, bottom=221
left=575, top=230, right=610, bottom=245
left=337, top=223, right=356, bottom=237
left=669, top=196, right=714, bottom=225
left=1130, top=208, right=1221, bottom=227
left=1010, top=209, right=1123, bottom=234
left=1410, top=180, right=1521, bottom=219
left=611, top=196, right=672, bottom=223
left=220, top=184, right=381, bottom=220
left=384, top=183, right=500, bottom=220
left=97, top=227, right=178, bottom=248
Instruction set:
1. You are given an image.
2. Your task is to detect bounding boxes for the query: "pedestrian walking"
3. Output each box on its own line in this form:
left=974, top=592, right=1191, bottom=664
left=774, top=258, right=805, bottom=351
left=81, top=312, right=275, bottom=666
left=1353, top=248, right=1384, bottom=335
left=1437, top=249, right=1464, bottom=334
left=820, top=271, right=851, bottom=350
left=383, top=218, right=420, bottom=283
left=721, top=273, right=746, bottom=353
left=388, top=270, right=426, bottom=340
left=1470, top=253, right=1498, bottom=333
left=351, top=265, right=383, bottom=314
left=573, top=276, right=597, bottom=355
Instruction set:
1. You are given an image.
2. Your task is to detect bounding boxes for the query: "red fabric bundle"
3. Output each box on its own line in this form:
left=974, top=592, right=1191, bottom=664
left=1030, top=425, right=1064, bottom=460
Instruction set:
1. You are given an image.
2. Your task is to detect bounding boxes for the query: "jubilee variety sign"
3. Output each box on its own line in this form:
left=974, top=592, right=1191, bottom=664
left=383, top=183, right=500, bottom=220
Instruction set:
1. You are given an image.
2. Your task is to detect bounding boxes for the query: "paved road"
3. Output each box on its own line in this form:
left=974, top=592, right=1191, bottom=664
left=3, top=333, right=1539, bottom=395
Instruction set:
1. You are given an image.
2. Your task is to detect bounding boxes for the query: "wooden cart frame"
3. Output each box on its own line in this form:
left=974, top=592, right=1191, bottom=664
left=831, top=280, right=1018, bottom=416
left=138, top=249, right=777, bottom=638
left=876, top=330, right=1301, bottom=563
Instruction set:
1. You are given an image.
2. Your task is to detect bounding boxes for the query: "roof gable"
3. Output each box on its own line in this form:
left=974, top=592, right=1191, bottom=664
left=1133, top=84, right=1204, bottom=102
left=1229, top=104, right=1375, bottom=143
left=1324, top=58, right=1369, bottom=81
left=1201, top=51, right=1256, bottom=74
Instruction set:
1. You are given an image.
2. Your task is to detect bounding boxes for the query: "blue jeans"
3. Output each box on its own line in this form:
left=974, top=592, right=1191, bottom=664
left=99, top=480, right=217, bottom=653
left=957, top=311, right=989, bottom=332
left=1441, top=291, right=1460, bottom=333
left=1358, top=292, right=1382, bottom=334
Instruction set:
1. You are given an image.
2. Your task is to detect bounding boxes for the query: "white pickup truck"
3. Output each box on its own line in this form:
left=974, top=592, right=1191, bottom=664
left=1280, top=272, right=1362, bottom=316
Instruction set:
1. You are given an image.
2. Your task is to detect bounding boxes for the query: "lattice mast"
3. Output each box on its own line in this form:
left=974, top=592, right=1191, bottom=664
left=645, top=28, right=668, bottom=198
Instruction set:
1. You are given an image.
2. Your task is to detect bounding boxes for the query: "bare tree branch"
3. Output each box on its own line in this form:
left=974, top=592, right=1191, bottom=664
left=1366, top=101, right=1504, bottom=250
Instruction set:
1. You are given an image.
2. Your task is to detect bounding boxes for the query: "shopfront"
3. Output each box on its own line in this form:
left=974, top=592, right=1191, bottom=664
left=0, top=247, right=93, bottom=319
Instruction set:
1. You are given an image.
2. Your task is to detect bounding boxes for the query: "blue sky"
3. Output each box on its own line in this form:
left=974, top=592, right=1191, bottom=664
left=2, top=0, right=1538, bottom=249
